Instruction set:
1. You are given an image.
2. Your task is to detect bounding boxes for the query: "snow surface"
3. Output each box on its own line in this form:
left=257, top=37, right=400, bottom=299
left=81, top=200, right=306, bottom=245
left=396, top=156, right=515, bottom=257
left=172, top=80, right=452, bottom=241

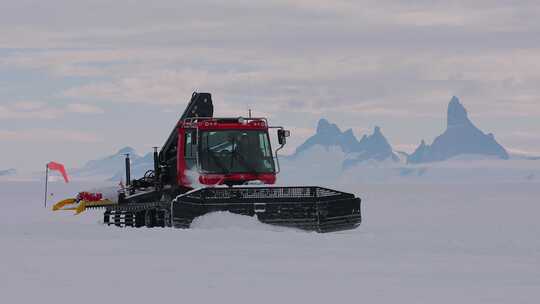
left=191, top=212, right=293, bottom=232
left=1, top=180, right=539, bottom=303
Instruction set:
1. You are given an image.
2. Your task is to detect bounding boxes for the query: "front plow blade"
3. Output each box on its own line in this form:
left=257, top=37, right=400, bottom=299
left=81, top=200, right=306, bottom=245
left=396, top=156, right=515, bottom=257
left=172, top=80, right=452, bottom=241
left=173, top=186, right=361, bottom=233
left=52, top=198, right=116, bottom=214
left=52, top=198, right=77, bottom=211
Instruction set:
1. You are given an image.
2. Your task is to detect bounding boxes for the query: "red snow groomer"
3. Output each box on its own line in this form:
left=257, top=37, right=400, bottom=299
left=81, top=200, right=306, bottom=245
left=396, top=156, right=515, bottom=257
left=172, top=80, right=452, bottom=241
left=62, top=92, right=362, bottom=232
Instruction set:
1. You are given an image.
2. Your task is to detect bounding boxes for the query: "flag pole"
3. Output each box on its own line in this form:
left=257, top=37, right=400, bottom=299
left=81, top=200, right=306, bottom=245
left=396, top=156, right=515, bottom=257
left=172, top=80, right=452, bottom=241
left=44, top=164, right=49, bottom=208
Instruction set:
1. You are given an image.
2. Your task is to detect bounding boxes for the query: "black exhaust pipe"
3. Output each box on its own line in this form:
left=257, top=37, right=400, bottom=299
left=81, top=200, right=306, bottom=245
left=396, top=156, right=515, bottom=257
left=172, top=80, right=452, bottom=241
left=153, top=147, right=160, bottom=188
left=125, top=154, right=131, bottom=187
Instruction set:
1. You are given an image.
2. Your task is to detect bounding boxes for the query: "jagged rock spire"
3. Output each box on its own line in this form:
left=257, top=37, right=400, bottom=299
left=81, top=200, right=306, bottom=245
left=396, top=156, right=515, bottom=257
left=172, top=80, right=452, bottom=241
left=316, top=118, right=341, bottom=135
left=408, top=96, right=509, bottom=163
left=447, top=96, right=471, bottom=128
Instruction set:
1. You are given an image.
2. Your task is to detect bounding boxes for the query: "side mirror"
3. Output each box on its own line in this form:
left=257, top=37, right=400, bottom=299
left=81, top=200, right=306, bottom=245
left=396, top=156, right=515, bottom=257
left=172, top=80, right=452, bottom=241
left=277, top=129, right=291, bottom=145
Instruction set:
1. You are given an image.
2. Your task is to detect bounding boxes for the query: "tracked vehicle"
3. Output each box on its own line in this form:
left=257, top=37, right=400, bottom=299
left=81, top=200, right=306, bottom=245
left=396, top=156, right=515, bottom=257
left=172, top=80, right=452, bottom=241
left=56, top=92, right=361, bottom=232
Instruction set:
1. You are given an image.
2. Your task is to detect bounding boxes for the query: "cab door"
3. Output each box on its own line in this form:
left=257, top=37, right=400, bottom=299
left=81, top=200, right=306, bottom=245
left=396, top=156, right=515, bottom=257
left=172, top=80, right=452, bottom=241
left=178, top=128, right=198, bottom=187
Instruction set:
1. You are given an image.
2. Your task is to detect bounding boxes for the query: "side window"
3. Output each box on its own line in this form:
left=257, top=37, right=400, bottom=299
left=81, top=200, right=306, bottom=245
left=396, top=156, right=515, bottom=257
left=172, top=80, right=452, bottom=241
left=259, top=133, right=271, bottom=157
left=184, top=130, right=197, bottom=170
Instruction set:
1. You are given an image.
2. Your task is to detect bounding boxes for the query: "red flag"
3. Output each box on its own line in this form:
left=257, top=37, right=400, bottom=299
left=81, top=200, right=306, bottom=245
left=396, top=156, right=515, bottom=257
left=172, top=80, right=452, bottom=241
left=47, top=161, right=69, bottom=183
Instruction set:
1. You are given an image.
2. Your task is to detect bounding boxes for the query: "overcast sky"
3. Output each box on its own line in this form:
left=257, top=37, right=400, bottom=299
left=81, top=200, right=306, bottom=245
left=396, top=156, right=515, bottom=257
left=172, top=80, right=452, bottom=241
left=1, top=0, right=540, bottom=172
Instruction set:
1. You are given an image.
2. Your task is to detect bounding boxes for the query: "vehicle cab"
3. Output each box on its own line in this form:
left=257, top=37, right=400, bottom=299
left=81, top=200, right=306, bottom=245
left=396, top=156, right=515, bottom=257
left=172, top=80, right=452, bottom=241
left=178, top=117, right=281, bottom=187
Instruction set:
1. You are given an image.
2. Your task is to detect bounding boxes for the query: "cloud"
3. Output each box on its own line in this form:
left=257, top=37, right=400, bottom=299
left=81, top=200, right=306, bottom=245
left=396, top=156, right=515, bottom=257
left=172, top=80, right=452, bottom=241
left=0, top=129, right=102, bottom=143
left=0, top=103, right=61, bottom=119
left=12, top=101, right=45, bottom=111
left=510, top=131, right=540, bottom=140
left=0, top=101, right=104, bottom=119
left=505, top=147, right=540, bottom=157
left=1, top=1, right=538, bottom=123
left=1, top=0, right=540, bottom=169
left=66, top=103, right=104, bottom=114
left=394, top=143, right=419, bottom=154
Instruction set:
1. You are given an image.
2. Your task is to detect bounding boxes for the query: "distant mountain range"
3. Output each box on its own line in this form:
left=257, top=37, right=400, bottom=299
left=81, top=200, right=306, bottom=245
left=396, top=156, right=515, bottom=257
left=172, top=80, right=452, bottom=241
left=0, top=169, right=16, bottom=177
left=290, top=118, right=399, bottom=169
left=71, top=147, right=153, bottom=181
left=70, top=96, right=535, bottom=181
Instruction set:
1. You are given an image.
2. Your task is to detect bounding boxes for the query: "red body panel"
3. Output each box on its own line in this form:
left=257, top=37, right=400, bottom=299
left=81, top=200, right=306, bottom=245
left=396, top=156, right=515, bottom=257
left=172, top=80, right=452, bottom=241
left=177, top=127, right=189, bottom=186
left=199, top=173, right=276, bottom=185
left=197, top=121, right=267, bottom=130
left=176, top=119, right=276, bottom=188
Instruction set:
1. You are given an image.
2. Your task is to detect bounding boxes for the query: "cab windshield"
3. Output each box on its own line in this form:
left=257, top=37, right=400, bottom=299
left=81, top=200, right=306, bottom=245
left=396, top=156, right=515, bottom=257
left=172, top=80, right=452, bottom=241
left=199, top=130, right=275, bottom=174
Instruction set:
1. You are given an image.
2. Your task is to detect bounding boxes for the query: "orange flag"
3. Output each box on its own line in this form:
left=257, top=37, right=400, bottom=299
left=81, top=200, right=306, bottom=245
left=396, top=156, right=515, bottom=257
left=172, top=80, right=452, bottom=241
left=47, top=161, right=69, bottom=183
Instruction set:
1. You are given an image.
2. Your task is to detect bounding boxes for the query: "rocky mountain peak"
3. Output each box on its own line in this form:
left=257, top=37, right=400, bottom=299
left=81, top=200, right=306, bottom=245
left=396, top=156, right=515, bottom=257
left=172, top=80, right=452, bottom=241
left=293, top=119, right=398, bottom=165
left=408, top=96, right=509, bottom=163
left=316, top=118, right=341, bottom=135
left=447, top=96, right=471, bottom=128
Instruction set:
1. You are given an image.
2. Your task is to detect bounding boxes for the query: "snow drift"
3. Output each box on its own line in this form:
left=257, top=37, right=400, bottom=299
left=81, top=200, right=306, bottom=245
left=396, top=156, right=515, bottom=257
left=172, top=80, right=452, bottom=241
left=190, top=212, right=295, bottom=232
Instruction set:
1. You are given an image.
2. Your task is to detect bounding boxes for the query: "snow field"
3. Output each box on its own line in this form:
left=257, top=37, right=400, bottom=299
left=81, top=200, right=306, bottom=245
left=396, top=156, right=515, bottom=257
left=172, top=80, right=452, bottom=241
left=0, top=181, right=539, bottom=303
